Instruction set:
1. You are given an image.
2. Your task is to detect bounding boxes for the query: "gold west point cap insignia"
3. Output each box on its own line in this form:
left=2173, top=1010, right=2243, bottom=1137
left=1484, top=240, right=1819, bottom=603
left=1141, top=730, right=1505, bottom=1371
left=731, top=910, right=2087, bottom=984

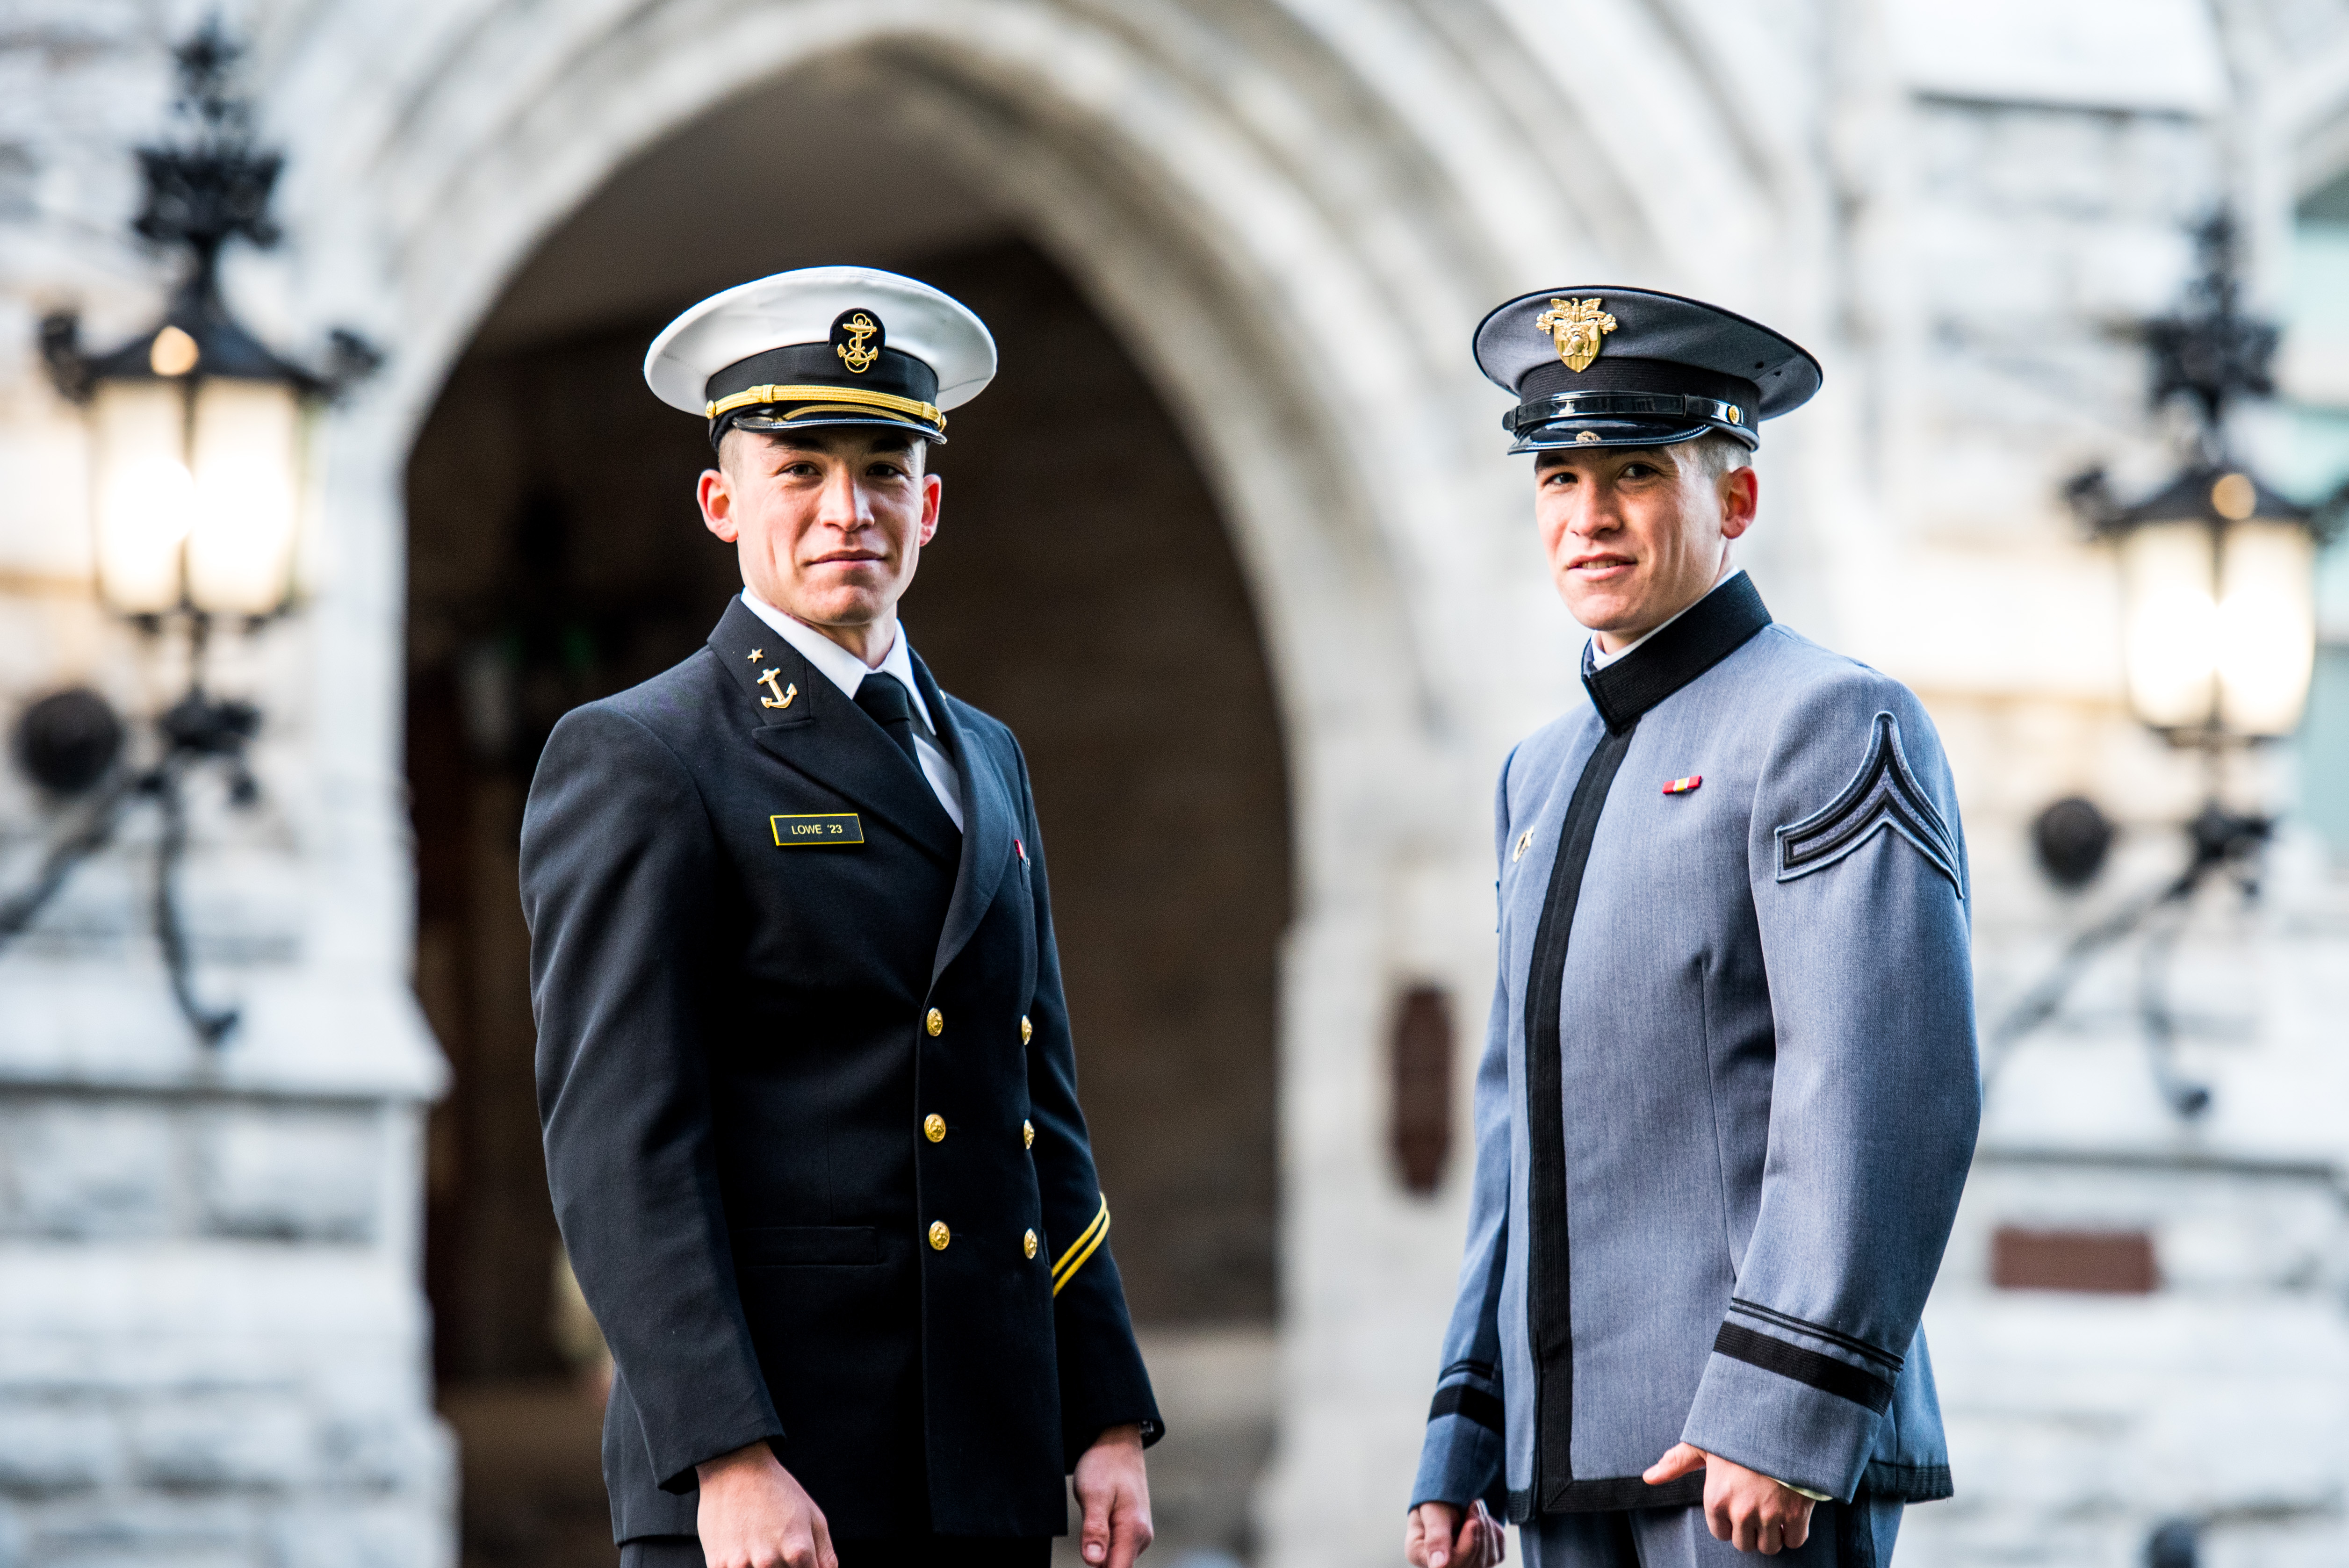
left=1536, top=297, right=1617, bottom=372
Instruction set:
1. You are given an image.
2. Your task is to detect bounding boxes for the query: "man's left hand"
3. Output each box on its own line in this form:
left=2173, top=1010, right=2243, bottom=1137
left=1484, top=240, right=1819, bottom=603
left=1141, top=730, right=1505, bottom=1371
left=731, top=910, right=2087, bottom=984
left=1644, top=1443, right=1815, bottom=1555
left=1074, top=1424, right=1153, bottom=1568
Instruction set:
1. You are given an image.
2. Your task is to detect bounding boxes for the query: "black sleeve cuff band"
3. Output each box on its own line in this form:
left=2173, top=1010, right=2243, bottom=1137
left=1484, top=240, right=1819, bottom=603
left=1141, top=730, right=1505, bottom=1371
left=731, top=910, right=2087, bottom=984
left=1713, top=1323, right=1894, bottom=1413
left=1428, top=1383, right=1506, bottom=1434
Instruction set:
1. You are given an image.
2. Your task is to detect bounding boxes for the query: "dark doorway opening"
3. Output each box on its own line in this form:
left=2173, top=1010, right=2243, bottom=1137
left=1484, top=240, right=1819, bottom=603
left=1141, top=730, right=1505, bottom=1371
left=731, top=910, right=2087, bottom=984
left=404, top=83, right=1292, bottom=1561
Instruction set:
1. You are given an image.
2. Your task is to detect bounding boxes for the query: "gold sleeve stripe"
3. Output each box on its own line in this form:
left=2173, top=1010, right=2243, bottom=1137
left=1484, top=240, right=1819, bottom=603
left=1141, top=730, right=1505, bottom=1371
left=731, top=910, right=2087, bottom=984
left=1051, top=1195, right=1111, bottom=1295
left=704, top=383, right=945, bottom=429
left=1051, top=1196, right=1109, bottom=1279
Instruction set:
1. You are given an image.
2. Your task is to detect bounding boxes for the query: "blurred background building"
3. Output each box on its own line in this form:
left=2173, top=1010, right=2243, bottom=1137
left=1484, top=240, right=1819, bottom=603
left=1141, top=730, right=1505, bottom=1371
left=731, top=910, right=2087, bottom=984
left=2, top=2, right=2348, bottom=1566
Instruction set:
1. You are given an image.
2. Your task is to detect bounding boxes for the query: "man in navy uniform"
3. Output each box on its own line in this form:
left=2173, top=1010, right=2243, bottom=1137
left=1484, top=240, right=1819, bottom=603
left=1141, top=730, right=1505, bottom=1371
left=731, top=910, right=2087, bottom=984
left=522, top=267, right=1160, bottom=1568
left=1404, top=290, right=1981, bottom=1568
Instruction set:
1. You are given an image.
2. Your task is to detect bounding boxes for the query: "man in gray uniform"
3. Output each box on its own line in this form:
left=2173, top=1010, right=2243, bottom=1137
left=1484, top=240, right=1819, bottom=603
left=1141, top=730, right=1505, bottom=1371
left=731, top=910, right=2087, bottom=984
left=1404, top=290, right=1981, bottom=1568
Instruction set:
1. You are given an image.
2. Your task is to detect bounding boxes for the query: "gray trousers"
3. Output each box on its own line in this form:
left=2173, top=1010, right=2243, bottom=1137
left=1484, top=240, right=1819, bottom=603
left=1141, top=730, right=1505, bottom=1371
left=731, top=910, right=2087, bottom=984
left=1522, top=1496, right=1902, bottom=1568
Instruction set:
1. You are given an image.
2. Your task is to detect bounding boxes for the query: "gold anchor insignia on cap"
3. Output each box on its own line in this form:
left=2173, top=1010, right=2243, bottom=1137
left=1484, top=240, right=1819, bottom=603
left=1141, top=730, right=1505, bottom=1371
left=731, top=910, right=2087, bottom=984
left=836, top=311, right=880, bottom=373
left=756, top=668, right=797, bottom=710
left=1536, top=297, right=1618, bottom=372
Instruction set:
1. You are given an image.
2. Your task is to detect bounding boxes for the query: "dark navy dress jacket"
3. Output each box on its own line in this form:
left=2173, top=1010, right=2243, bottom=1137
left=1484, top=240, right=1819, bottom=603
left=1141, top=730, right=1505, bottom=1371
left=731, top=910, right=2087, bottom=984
left=520, top=597, right=1159, bottom=1543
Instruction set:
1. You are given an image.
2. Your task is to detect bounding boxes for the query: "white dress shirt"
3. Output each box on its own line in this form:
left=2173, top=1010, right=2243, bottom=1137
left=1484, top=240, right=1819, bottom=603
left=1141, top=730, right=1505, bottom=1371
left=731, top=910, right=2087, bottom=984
left=1588, top=566, right=1749, bottom=671
left=740, top=590, right=965, bottom=830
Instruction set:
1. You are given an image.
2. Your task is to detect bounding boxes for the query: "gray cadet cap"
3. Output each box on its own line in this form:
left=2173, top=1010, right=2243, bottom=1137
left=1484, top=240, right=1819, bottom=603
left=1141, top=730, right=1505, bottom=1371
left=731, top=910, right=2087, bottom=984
left=1472, top=287, right=1822, bottom=453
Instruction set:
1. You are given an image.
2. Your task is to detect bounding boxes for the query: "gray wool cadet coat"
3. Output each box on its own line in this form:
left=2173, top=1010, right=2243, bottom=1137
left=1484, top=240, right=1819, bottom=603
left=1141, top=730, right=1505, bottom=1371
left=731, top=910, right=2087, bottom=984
left=1412, top=572, right=1981, bottom=1522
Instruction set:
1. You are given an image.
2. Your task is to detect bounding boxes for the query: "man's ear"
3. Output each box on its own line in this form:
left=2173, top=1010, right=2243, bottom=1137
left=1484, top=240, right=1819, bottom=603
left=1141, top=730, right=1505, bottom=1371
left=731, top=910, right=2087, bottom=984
left=1717, top=464, right=1759, bottom=542
left=917, top=471, right=944, bottom=547
left=699, top=467, right=739, bottom=543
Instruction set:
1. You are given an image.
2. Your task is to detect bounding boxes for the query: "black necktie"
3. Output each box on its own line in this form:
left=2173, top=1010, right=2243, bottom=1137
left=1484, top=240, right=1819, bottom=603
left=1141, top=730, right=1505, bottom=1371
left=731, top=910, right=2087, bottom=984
left=853, top=674, right=922, bottom=768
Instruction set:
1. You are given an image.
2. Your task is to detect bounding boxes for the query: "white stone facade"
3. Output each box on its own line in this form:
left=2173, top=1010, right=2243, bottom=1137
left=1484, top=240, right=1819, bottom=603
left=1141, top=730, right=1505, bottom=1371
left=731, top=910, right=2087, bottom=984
left=2, top=2, right=2348, bottom=1565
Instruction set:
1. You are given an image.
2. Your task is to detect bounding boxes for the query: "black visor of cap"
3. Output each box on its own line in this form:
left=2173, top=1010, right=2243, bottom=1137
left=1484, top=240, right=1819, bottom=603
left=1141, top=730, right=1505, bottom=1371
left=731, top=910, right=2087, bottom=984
left=704, top=342, right=946, bottom=447
left=1513, top=416, right=1729, bottom=454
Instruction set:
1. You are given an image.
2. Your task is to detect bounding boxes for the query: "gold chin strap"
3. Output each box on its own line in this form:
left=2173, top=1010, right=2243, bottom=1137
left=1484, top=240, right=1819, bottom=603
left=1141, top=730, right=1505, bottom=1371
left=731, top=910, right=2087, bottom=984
left=706, top=382, right=945, bottom=432
left=1051, top=1194, right=1111, bottom=1296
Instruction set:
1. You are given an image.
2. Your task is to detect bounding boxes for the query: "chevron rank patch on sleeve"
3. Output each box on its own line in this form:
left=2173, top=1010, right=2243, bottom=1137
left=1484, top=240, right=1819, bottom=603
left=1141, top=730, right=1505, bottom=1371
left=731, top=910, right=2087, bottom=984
left=1773, top=711, right=1962, bottom=896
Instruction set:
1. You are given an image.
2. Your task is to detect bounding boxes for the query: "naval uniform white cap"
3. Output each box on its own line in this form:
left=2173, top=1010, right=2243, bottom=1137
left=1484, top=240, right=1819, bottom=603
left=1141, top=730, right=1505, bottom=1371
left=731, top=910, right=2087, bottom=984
left=644, top=265, right=997, bottom=446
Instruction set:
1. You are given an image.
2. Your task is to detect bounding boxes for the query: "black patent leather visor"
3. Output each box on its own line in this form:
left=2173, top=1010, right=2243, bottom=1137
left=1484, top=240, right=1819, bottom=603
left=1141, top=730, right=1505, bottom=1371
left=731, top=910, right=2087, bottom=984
left=1509, top=415, right=1747, bottom=455
left=720, top=408, right=947, bottom=448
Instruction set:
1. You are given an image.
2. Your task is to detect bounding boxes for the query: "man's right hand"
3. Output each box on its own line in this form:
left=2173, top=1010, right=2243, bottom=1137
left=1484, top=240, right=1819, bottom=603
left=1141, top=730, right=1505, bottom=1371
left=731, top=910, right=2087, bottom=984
left=695, top=1442, right=836, bottom=1568
left=1405, top=1499, right=1506, bottom=1568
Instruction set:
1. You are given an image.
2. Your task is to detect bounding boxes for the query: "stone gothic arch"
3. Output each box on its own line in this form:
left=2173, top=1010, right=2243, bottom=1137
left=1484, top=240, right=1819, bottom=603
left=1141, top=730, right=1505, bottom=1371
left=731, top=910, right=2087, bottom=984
left=253, top=4, right=1794, bottom=1558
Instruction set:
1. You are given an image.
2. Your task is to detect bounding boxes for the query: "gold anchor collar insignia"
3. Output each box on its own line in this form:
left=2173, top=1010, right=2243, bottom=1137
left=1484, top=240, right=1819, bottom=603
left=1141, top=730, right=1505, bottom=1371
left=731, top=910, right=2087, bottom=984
left=756, top=668, right=797, bottom=710
left=1536, top=297, right=1618, bottom=372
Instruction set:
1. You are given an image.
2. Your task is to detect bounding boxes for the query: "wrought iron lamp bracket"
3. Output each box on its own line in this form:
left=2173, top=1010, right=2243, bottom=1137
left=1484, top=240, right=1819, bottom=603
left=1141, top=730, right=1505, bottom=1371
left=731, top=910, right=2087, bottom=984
left=36, top=20, right=382, bottom=410
left=2005, top=208, right=2319, bottom=1121
left=3, top=20, right=376, bottom=1046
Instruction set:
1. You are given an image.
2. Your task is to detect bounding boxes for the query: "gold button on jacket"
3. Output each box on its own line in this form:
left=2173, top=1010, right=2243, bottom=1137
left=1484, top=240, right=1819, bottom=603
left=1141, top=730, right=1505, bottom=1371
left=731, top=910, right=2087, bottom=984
left=928, top=1220, right=951, bottom=1251
left=1023, top=1230, right=1038, bottom=1259
left=1023, top=1119, right=1035, bottom=1149
left=926, top=1007, right=944, bottom=1036
left=1020, top=1014, right=1032, bottom=1044
left=924, top=1114, right=946, bottom=1143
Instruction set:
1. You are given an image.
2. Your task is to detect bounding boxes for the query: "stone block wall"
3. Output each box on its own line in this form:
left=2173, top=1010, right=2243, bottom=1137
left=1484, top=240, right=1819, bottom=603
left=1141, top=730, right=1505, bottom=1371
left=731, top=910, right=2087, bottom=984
left=1856, top=10, right=2349, bottom=1564
left=0, top=6, right=452, bottom=1565
left=0, top=1092, right=450, bottom=1567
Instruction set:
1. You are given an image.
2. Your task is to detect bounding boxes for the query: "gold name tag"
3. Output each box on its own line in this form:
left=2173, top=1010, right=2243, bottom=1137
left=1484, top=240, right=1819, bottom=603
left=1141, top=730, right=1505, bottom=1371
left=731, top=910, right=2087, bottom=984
left=771, top=813, right=864, bottom=846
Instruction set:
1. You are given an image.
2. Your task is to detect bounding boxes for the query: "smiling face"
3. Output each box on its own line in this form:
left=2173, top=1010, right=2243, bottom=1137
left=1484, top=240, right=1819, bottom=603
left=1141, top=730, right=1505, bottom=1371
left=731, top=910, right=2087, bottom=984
left=697, top=426, right=942, bottom=660
left=1534, top=438, right=1759, bottom=651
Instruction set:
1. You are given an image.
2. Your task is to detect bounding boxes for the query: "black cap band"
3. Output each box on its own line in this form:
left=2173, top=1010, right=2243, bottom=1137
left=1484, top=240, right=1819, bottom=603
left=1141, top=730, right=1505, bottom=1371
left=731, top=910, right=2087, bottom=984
left=705, top=344, right=947, bottom=449
left=1517, top=356, right=1759, bottom=415
left=706, top=343, right=940, bottom=406
left=1506, top=390, right=1748, bottom=430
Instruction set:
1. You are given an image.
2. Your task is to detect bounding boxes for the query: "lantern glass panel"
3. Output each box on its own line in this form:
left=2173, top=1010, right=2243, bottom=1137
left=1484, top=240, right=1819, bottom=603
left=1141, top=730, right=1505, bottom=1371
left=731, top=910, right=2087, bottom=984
left=91, top=380, right=196, bottom=614
left=2118, top=520, right=2219, bottom=730
left=186, top=379, right=303, bottom=616
left=2215, top=520, right=2316, bottom=736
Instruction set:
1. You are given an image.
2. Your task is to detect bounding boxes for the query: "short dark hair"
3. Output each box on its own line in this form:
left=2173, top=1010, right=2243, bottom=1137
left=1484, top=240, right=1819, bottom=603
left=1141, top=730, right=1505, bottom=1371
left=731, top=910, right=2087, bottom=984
left=1687, top=432, right=1752, bottom=479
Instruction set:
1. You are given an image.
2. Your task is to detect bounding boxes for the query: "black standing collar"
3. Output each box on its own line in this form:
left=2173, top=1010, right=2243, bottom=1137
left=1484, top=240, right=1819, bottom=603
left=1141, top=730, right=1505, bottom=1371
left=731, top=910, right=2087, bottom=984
left=1579, top=572, right=1772, bottom=733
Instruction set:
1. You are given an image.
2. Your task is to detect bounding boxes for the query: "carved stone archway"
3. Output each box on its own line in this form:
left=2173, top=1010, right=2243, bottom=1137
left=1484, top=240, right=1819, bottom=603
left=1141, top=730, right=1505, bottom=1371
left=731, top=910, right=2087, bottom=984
left=259, top=5, right=1788, bottom=1559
